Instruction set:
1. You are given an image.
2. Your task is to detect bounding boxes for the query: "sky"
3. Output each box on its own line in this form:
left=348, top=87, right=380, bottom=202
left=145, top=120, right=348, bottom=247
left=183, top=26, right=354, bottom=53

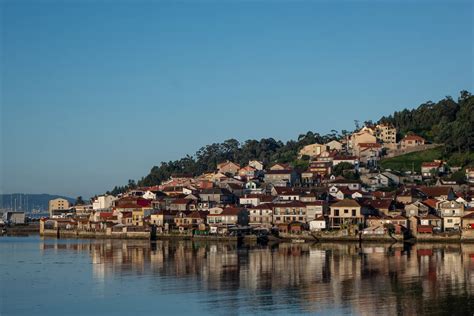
left=1, top=0, right=473, bottom=198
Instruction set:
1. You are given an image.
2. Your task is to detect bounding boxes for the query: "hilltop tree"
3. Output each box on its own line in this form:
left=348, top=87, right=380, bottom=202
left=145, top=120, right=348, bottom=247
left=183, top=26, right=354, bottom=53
left=75, top=196, right=85, bottom=206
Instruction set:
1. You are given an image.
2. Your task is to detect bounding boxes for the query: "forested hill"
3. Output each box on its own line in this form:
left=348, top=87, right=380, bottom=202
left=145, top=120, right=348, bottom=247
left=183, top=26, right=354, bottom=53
left=110, top=90, right=473, bottom=195
left=378, top=90, right=473, bottom=153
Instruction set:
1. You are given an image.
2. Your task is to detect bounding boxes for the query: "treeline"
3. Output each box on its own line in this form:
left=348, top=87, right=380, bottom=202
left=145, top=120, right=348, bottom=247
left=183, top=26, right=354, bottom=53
left=108, top=132, right=342, bottom=194
left=109, top=90, right=473, bottom=194
left=379, top=90, right=473, bottom=153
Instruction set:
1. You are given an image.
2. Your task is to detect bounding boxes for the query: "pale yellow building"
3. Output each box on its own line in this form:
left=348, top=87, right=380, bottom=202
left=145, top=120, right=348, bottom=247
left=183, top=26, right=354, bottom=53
left=48, top=198, right=70, bottom=217
left=375, top=124, right=397, bottom=144
left=298, top=143, right=327, bottom=159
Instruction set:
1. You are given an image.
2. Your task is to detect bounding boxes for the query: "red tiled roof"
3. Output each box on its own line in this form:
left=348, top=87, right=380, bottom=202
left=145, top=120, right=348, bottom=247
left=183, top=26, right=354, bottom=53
left=171, top=198, right=191, bottom=205
left=419, top=186, right=452, bottom=198
left=330, top=199, right=361, bottom=208
left=333, top=156, right=357, bottom=160
left=421, top=162, right=442, bottom=168
left=273, top=201, right=307, bottom=208
left=359, top=143, right=382, bottom=148
left=266, top=170, right=294, bottom=175
left=367, top=199, right=393, bottom=210
left=403, top=135, right=425, bottom=142
left=249, top=204, right=274, bottom=210
left=422, top=199, right=438, bottom=209
left=462, top=212, right=474, bottom=219
left=220, top=207, right=244, bottom=216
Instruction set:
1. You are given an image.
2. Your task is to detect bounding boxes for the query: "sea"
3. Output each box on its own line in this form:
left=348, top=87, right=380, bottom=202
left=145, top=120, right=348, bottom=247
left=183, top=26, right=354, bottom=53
left=1, top=236, right=474, bottom=315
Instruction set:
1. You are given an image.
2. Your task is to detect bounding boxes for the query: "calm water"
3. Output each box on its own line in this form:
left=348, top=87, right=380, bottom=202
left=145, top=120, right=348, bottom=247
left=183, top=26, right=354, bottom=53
left=1, top=236, right=474, bottom=316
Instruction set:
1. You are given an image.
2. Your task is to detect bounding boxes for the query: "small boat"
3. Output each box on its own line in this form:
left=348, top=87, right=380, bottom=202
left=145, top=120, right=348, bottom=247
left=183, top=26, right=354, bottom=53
left=291, top=239, right=305, bottom=243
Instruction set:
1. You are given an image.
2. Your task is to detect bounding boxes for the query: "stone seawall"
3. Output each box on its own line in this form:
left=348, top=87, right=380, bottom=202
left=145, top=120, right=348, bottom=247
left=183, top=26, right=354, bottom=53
left=41, top=229, right=150, bottom=239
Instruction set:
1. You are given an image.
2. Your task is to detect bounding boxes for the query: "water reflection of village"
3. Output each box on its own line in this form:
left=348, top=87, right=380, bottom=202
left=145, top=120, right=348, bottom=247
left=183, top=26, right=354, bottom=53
left=40, top=240, right=474, bottom=315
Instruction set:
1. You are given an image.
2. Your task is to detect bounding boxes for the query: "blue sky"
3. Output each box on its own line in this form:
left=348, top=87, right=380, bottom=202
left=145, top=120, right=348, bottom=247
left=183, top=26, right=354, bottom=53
left=1, top=0, right=473, bottom=198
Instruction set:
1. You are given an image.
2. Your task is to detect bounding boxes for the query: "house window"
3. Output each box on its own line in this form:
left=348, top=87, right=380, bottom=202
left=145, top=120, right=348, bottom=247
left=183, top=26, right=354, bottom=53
left=334, top=209, right=339, bottom=216
left=447, top=219, right=453, bottom=223
left=352, top=209, right=356, bottom=217
left=344, top=209, right=349, bottom=214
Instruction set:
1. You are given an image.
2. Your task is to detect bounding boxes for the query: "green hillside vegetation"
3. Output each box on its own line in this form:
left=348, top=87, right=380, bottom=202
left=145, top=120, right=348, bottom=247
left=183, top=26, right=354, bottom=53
left=379, top=90, right=473, bottom=153
left=380, top=147, right=444, bottom=172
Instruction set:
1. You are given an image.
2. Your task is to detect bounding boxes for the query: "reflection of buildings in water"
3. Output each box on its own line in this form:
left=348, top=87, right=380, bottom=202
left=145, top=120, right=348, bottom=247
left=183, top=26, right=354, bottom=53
left=39, top=239, right=474, bottom=315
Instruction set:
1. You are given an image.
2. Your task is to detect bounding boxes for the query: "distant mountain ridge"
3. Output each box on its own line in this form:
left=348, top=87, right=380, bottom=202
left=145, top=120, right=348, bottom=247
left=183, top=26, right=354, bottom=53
left=0, top=194, right=75, bottom=213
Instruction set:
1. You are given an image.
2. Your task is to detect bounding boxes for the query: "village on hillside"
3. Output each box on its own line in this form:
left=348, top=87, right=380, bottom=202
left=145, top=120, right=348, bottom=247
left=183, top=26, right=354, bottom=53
left=39, top=123, right=474, bottom=242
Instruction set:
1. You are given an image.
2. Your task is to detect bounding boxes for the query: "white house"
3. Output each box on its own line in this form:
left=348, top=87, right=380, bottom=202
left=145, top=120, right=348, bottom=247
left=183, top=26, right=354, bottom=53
left=328, top=186, right=345, bottom=200
left=309, top=216, right=326, bottom=231
left=92, top=195, right=117, bottom=211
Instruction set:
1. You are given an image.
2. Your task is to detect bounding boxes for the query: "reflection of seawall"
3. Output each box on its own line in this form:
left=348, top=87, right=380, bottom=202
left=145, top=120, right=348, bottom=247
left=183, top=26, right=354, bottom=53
left=41, top=228, right=150, bottom=239
left=39, top=240, right=474, bottom=315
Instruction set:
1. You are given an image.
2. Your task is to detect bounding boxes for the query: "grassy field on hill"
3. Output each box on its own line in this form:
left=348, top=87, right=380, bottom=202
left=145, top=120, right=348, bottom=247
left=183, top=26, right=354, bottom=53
left=380, top=147, right=445, bottom=172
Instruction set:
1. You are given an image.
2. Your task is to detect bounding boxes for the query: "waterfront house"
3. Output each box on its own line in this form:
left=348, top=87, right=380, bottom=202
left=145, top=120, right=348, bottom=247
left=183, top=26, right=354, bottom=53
left=305, top=200, right=326, bottom=222
left=207, top=207, right=249, bottom=227
left=174, top=211, right=207, bottom=232
left=132, top=208, right=153, bottom=226
left=328, top=199, right=364, bottom=229
left=272, top=201, right=307, bottom=225
left=150, top=210, right=176, bottom=227
left=48, top=198, right=71, bottom=218
left=118, top=211, right=133, bottom=226
left=462, top=211, right=474, bottom=229
left=309, top=216, right=327, bottom=231
left=248, top=204, right=273, bottom=228
left=404, top=201, right=430, bottom=218
left=2, top=211, right=25, bottom=225
left=419, top=214, right=443, bottom=229
left=437, top=200, right=464, bottom=231
left=365, top=199, right=396, bottom=216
